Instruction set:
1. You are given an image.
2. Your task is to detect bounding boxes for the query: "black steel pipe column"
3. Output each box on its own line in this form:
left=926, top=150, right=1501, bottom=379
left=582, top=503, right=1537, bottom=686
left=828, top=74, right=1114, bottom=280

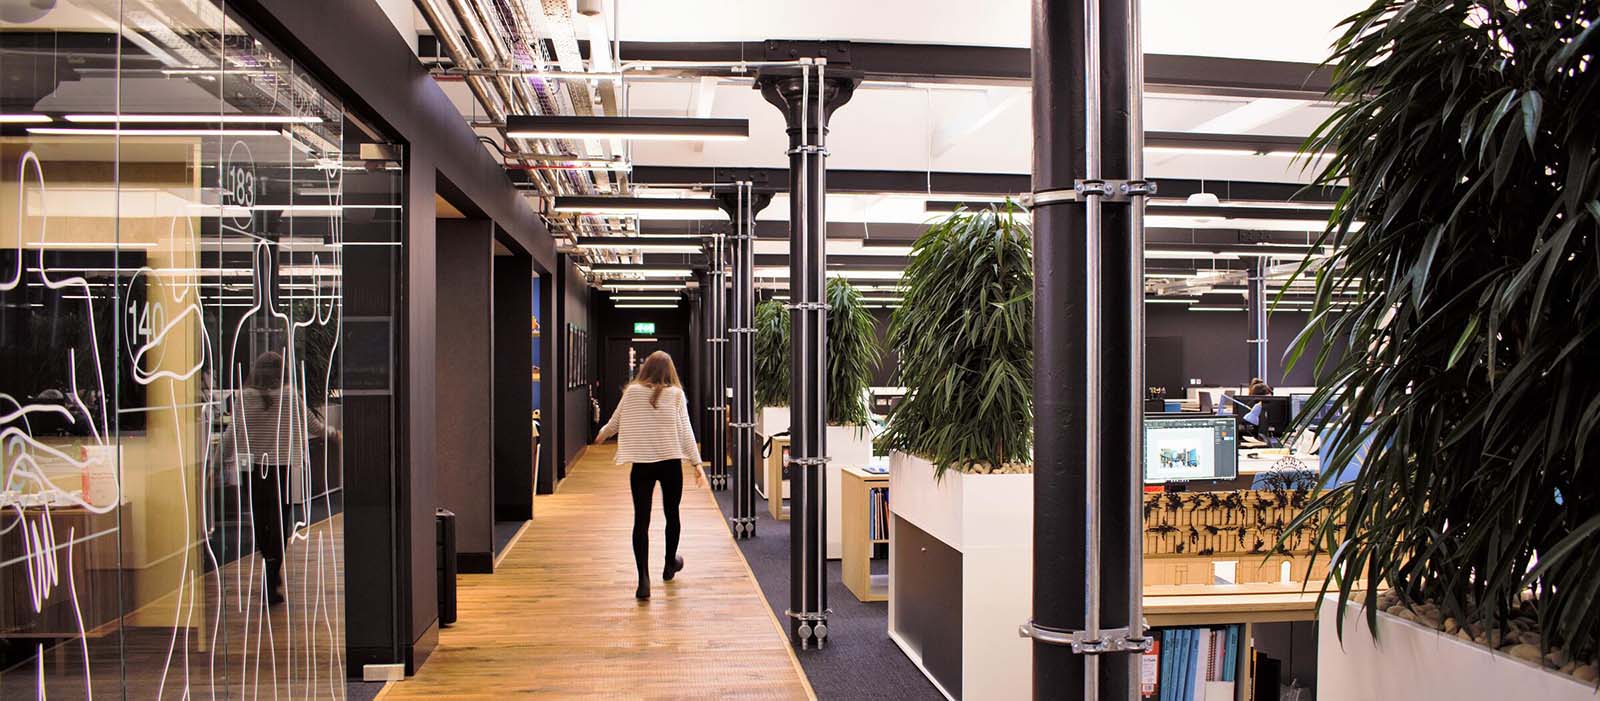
left=708, top=228, right=729, bottom=490
left=695, top=270, right=714, bottom=466
left=1246, top=259, right=1268, bottom=381
left=719, top=184, right=775, bottom=536
left=759, top=62, right=857, bottom=649
left=1029, top=0, right=1146, bottom=698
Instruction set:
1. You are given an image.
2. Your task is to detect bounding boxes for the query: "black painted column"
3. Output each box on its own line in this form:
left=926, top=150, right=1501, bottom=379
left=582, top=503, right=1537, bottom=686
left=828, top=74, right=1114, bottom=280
left=695, top=270, right=715, bottom=465
left=708, top=229, right=729, bottom=490
left=1030, top=0, right=1144, bottom=698
left=759, top=62, right=857, bottom=650
left=1247, top=258, right=1268, bottom=381
left=718, top=185, right=775, bottom=537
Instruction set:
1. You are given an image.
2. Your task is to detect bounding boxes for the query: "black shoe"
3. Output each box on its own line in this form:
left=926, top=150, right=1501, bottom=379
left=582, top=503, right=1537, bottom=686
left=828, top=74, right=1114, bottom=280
left=266, top=560, right=286, bottom=605
left=636, top=577, right=651, bottom=600
left=663, top=555, right=684, bottom=581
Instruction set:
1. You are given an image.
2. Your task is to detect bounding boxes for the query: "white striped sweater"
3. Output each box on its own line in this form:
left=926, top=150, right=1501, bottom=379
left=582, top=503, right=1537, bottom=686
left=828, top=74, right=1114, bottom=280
left=595, top=384, right=700, bottom=464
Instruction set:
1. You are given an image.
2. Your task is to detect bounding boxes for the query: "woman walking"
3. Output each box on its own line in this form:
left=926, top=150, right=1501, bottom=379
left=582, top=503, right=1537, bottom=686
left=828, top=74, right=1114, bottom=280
left=595, top=351, right=703, bottom=600
left=234, top=351, right=338, bottom=605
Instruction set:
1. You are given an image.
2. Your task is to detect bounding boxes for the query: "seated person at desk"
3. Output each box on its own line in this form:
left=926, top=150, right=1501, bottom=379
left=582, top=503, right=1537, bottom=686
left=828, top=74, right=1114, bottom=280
left=1247, top=378, right=1273, bottom=396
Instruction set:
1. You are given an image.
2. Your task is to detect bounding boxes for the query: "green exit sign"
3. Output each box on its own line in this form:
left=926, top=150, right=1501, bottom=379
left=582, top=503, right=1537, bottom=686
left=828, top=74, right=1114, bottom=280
left=632, top=321, right=657, bottom=335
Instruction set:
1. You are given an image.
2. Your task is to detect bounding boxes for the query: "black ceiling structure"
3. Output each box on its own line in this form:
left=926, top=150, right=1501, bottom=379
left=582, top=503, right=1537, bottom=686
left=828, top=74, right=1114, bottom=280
left=578, top=40, right=1335, bottom=98
left=631, top=166, right=1342, bottom=203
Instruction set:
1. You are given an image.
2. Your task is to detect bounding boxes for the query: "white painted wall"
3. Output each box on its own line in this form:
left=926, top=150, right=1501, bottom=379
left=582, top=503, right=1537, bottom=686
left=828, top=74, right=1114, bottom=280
left=373, top=0, right=419, bottom=55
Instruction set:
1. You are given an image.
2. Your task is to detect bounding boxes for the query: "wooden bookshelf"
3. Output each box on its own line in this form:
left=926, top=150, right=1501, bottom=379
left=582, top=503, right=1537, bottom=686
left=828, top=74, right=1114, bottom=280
left=842, top=466, right=889, bottom=602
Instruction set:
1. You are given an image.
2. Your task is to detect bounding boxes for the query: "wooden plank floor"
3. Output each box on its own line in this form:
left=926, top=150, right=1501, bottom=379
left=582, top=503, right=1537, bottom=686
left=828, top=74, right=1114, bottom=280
left=383, top=444, right=813, bottom=700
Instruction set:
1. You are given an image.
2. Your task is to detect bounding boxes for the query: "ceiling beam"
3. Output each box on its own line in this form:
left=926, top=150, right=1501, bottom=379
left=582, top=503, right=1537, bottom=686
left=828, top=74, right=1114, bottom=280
left=583, top=40, right=1334, bottom=98
left=631, top=165, right=1341, bottom=202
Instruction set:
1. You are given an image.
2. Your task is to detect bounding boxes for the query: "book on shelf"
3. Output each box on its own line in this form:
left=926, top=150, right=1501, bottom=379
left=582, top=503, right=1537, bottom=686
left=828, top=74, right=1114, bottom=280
left=866, top=486, right=890, bottom=540
left=1147, top=624, right=1244, bottom=701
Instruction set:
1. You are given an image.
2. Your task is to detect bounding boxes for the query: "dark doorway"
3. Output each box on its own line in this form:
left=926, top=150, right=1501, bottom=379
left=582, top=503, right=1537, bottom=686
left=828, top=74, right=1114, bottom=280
left=602, top=335, right=686, bottom=419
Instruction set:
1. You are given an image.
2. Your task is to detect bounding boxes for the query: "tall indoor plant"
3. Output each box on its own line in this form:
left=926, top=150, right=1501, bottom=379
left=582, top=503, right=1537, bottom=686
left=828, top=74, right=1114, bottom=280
left=754, top=297, right=790, bottom=408
left=752, top=283, right=881, bottom=425
left=825, top=276, right=880, bottom=428
left=1288, top=0, right=1600, bottom=673
left=876, top=204, right=1033, bottom=478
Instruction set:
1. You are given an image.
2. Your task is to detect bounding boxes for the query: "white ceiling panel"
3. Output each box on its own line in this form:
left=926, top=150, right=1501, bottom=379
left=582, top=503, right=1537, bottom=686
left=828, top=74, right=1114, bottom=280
left=611, top=0, right=1367, bottom=63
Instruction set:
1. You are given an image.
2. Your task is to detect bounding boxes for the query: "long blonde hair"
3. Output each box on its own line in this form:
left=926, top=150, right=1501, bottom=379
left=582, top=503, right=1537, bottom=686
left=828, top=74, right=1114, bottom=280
left=633, top=351, right=682, bottom=408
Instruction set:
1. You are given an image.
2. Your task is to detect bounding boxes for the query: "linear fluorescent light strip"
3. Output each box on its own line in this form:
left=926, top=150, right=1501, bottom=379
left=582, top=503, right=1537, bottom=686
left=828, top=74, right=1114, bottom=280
left=1145, top=146, right=1299, bottom=157
left=29, top=127, right=283, bottom=137
left=611, top=296, right=680, bottom=302
left=0, top=114, right=52, bottom=123
left=506, top=115, right=749, bottom=142
left=64, top=113, right=323, bottom=124
left=615, top=304, right=678, bottom=309
left=601, top=283, right=687, bottom=291
left=552, top=196, right=725, bottom=217
left=575, top=236, right=702, bottom=253
left=590, top=266, right=693, bottom=277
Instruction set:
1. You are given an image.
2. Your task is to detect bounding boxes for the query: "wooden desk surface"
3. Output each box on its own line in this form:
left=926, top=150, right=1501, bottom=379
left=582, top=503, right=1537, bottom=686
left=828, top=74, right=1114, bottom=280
left=1143, top=582, right=1325, bottom=626
left=841, top=466, right=889, bottom=482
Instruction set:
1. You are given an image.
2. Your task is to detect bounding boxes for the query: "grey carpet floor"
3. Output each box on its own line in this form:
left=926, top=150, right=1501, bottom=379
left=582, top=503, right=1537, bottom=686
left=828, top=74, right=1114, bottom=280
left=348, top=681, right=387, bottom=700
left=493, top=520, right=526, bottom=557
left=710, top=484, right=943, bottom=701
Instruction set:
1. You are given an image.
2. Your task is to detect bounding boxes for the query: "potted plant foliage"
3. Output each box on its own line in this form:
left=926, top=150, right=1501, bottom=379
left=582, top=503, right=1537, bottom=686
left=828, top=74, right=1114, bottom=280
left=877, top=204, right=1035, bottom=699
left=877, top=203, right=1034, bottom=478
left=753, top=297, right=790, bottom=436
left=1286, top=2, right=1600, bottom=697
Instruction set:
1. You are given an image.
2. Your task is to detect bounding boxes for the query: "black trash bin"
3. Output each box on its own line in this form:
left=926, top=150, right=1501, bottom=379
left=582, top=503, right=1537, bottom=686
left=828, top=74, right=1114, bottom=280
left=436, top=508, right=458, bottom=627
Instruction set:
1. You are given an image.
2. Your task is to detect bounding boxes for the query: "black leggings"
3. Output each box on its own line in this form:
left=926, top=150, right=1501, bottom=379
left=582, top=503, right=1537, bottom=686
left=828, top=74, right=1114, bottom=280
left=250, top=463, right=294, bottom=586
left=630, top=459, right=683, bottom=581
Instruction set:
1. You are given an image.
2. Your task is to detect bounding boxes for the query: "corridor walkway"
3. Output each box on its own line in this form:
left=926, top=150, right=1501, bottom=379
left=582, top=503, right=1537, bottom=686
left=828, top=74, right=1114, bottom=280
left=382, top=444, right=814, bottom=700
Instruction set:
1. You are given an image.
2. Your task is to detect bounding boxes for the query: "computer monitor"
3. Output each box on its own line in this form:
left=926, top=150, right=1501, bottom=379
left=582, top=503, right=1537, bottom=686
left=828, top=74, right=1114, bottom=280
left=1143, top=416, right=1239, bottom=484
left=1290, top=393, right=1311, bottom=421
left=1235, top=395, right=1292, bottom=437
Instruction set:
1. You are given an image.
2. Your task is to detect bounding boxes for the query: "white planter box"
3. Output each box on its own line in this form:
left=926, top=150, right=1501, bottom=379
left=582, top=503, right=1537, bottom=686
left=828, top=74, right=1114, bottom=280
left=756, top=405, right=790, bottom=437
left=824, top=424, right=873, bottom=559
left=888, top=451, right=1033, bottom=701
left=1318, top=598, right=1595, bottom=701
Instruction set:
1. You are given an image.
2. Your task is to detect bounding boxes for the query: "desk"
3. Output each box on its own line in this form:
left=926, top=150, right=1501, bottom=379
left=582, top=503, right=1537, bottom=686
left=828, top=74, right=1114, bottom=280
left=1239, top=450, right=1319, bottom=475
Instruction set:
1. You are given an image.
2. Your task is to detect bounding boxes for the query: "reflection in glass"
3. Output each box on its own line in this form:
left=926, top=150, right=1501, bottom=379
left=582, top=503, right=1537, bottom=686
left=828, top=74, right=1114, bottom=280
left=2, top=2, right=351, bottom=697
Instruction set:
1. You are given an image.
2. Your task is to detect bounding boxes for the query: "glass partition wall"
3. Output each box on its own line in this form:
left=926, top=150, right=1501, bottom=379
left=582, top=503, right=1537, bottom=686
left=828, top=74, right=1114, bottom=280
left=2, top=1, right=353, bottom=697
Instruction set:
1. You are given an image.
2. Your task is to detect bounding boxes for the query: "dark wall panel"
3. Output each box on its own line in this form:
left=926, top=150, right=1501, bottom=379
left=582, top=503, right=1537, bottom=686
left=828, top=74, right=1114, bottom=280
left=561, top=257, right=594, bottom=470
left=537, top=274, right=558, bottom=493
left=1145, top=306, right=1337, bottom=389
left=494, top=253, right=535, bottom=522
left=435, top=219, right=495, bottom=568
left=405, top=157, right=439, bottom=667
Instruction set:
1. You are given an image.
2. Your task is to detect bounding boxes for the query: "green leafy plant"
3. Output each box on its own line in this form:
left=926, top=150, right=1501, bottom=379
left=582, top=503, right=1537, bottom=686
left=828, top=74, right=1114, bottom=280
left=754, top=283, right=883, bottom=425
left=876, top=204, right=1033, bottom=478
left=825, top=277, right=881, bottom=427
left=1285, top=0, right=1600, bottom=662
left=754, top=297, right=790, bottom=408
